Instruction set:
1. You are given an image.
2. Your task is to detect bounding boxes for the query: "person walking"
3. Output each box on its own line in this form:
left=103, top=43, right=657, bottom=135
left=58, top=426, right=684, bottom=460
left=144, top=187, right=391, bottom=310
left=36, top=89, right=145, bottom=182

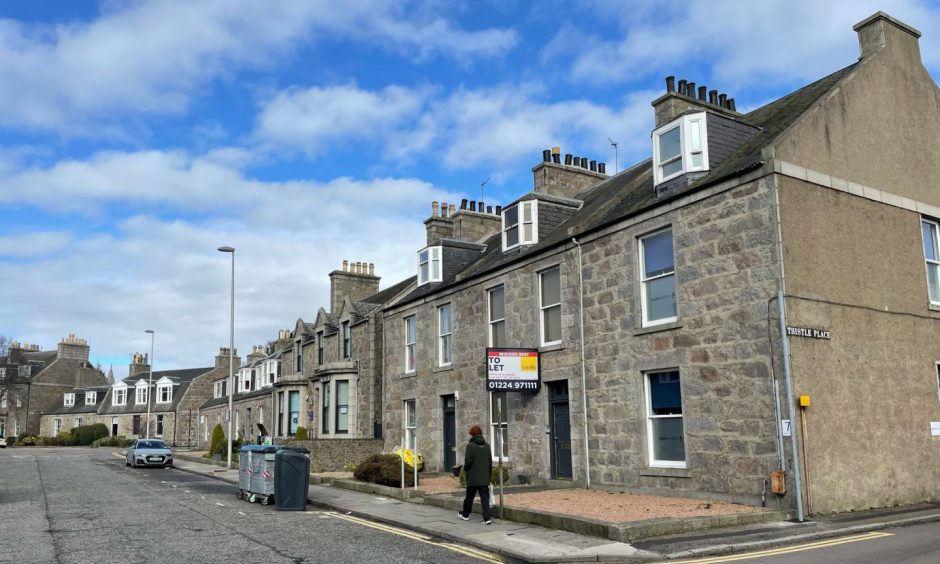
left=457, top=425, right=493, bottom=524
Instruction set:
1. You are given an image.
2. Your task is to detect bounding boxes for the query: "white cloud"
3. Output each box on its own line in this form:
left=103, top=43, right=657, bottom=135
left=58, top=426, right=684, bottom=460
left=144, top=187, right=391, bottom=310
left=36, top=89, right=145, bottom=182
left=0, top=0, right=517, bottom=133
left=255, top=84, right=428, bottom=156
left=553, top=0, right=940, bottom=88
left=0, top=149, right=457, bottom=369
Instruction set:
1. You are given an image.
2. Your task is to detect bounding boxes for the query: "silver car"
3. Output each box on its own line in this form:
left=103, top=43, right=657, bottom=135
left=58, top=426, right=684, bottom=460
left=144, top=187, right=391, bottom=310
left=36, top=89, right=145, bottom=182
left=125, top=439, right=174, bottom=468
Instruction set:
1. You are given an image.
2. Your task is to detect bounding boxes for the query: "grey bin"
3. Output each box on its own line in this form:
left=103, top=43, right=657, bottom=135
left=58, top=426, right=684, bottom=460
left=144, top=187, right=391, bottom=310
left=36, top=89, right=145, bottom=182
left=274, top=447, right=310, bottom=511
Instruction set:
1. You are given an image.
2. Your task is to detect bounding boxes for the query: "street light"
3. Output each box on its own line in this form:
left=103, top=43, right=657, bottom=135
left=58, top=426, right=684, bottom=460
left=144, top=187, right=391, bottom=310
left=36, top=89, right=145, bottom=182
left=218, top=246, right=235, bottom=469
left=144, top=330, right=155, bottom=439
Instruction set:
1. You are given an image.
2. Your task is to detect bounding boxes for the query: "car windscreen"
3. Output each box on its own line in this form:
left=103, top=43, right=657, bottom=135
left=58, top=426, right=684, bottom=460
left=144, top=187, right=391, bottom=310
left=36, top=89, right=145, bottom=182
left=139, top=441, right=167, bottom=449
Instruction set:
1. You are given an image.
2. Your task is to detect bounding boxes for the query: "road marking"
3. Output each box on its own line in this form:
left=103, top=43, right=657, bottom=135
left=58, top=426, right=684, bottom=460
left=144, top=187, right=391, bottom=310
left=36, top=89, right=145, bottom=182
left=327, top=512, right=503, bottom=563
left=670, top=531, right=894, bottom=563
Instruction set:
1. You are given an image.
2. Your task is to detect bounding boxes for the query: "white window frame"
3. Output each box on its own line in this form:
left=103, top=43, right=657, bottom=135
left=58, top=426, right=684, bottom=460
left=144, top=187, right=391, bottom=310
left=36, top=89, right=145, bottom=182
left=639, top=227, right=678, bottom=327
left=438, top=303, right=452, bottom=367
left=113, top=386, right=127, bottom=407
left=488, top=392, right=509, bottom=462
left=404, top=399, right=416, bottom=451
left=294, top=340, right=303, bottom=374
left=321, top=382, right=330, bottom=435
left=53, top=418, right=62, bottom=437
left=85, top=391, right=97, bottom=405
left=922, top=218, right=940, bottom=305
left=539, top=266, right=562, bottom=346
left=335, top=380, right=349, bottom=434
left=14, top=418, right=21, bottom=436
left=0, top=394, right=5, bottom=409
left=652, top=112, right=709, bottom=186
left=488, top=285, right=506, bottom=348
left=135, top=383, right=148, bottom=405
left=74, top=417, right=82, bottom=428
left=417, top=246, right=442, bottom=285
left=157, top=384, right=172, bottom=404
left=404, top=315, right=416, bottom=374
left=15, top=393, right=21, bottom=407
left=64, top=393, right=75, bottom=407
left=645, top=370, right=686, bottom=469
left=501, top=200, right=538, bottom=251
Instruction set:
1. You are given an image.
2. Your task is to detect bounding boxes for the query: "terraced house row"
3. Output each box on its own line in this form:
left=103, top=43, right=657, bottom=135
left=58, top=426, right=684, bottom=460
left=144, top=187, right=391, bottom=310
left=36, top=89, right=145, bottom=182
left=8, top=12, right=939, bottom=517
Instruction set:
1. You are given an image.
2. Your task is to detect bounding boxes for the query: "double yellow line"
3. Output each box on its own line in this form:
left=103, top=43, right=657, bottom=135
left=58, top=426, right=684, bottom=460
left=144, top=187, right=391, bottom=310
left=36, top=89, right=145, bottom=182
left=327, top=511, right=504, bottom=563
left=670, top=531, right=893, bottom=563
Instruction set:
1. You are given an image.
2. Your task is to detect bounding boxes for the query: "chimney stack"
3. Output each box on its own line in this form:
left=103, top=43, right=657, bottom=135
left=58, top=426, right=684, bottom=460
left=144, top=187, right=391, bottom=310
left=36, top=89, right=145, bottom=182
left=329, top=260, right=380, bottom=313
left=652, top=76, right=741, bottom=127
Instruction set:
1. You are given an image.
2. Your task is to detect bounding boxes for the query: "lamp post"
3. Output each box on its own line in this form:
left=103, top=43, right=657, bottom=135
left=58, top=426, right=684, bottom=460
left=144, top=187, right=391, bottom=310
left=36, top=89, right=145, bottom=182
left=218, top=246, right=235, bottom=469
left=144, top=329, right=154, bottom=439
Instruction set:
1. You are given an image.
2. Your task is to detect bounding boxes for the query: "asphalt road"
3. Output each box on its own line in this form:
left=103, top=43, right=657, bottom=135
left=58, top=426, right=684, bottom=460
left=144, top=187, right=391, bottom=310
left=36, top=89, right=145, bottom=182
left=673, top=522, right=940, bottom=564
left=0, top=447, right=500, bottom=564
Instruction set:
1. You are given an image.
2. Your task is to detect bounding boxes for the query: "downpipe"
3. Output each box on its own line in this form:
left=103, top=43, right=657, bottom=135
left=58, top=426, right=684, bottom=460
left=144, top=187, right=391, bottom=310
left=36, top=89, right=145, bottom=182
left=571, top=238, right=591, bottom=489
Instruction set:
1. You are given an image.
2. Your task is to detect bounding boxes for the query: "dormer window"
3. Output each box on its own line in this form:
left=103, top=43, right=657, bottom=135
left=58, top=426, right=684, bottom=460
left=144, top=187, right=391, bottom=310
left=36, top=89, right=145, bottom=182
left=112, top=384, right=127, bottom=406
left=502, top=201, right=537, bottom=251
left=85, top=391, right=97, bottom=405
left=417, top=246, right=442, bottom=285
left=652, top=112, right=708, bottom=185
left=64, top=393, right=75, bottom=407
left=135, top=381, right=148, bottom=405
left=157, top=381, right=173, bottom=403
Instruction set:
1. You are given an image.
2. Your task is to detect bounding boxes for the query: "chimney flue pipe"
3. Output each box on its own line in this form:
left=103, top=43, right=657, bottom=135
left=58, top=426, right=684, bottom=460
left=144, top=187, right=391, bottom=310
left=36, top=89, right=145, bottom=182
left=469, top=201, right=476, bottom=212
left=598, top=162, right=606, bottom=174
left=542, top=149, right=551, bottom=162
left=698, top=85, right=707, bottom=100
left=665, top=75, right=676, bottom=93
left=678, top=79, right=687, bottom=95
left=564, top=153, right=573, bottom=166
left=728, top=98, right=736, bottom=112
left=589, top=160, right=597, bottom=172
left=718, top=93, right=727, bottom=107
left=460, top=198, right=468, bottom=209
left=709, top=90, right=718, bottom=105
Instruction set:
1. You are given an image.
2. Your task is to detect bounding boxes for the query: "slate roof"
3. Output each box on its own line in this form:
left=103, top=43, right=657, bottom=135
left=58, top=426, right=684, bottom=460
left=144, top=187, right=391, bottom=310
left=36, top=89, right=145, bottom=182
left=44, top=386, right=111, bottom=416
left=98, top=367, right=212, bottom=415
left=388, top=62, right=859, bottom=309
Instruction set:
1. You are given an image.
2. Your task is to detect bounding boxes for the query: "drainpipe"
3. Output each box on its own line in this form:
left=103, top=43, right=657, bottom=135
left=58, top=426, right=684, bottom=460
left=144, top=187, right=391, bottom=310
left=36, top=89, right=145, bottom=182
left=778, top=290, right=804, bottom=522
left=571, top=238, right=591, bottom=489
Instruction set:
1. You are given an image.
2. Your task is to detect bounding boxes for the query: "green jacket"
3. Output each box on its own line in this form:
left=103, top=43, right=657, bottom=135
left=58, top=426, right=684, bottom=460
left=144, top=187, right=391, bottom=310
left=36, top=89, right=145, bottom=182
left=463, top=434, right=493, bottom=487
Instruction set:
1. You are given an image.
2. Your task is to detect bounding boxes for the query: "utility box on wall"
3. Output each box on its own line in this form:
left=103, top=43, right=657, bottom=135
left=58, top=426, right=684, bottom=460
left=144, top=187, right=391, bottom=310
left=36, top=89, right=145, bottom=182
left=771, top=470, right=787, bottom=495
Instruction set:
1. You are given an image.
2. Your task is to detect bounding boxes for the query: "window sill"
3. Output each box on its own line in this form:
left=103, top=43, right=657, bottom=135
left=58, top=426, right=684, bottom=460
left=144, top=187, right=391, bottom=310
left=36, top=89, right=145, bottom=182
left=929, top=303, right=940, bottom=313
left=539, top=343, right=565, bottom=353
left=432, top=365, right=454, bottom=374
left=641, top=466, right=691, bottom=478
left=633, top=321, right=683, bottom=336
left=399, top=373, right=416, bottom=379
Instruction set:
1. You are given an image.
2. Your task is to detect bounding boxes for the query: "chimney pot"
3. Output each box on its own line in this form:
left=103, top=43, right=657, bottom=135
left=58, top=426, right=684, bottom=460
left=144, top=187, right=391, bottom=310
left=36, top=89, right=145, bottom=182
left=431, top=201, right=439, bottom=217
left=709, top=90, right=718, bottom=104
left=665, top=75, right=676, bottom=92
left=542, top=149, right=551, bottom=162
left=590, top=160, right=597, bottom=172
left=687, top=81, right=696, bottom=96
left=460, top=198, right=468, bottom=209
left=598, top=162, right=607, bottom=174
left=719, top=93, right=727, bottom=107
left=441, top=201, right=448, bottom=217
left=448, top=204, right=456, bottom=216
left=564, top=153, right=573, bottom=166
left=551, top=146, right=561, bottom=156
left=728, top=98, right=736, bottom=112
left=478, top=200, right=484, bottom=211
left=355, top=261, right=362, bottom=273
left=551, top=152, right=560, bottom=164
left=580, top=157, right=589, bottom=170
left=342, top=259, right=348, bottom=271
left=487, top=205, right=493, bottom=214
left=678, top=79, right=687, bottom=94
left=369, top=263, right=375, bottom=275
left=469, top=201, right=476, bottom=212
left=698, top=85, right=707, bottom=100
left=495, top=205, right=502, bottom=215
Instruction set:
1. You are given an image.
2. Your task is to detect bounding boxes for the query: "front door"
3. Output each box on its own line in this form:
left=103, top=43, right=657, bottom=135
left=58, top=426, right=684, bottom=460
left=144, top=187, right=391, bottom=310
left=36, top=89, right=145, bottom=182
left=548, top=381, right=573, bottom=479
left=132, top=415, right=141, bottom=436
left=111, top=416, right=118, bottom=436
left=442, top=395, right=456, bottom=470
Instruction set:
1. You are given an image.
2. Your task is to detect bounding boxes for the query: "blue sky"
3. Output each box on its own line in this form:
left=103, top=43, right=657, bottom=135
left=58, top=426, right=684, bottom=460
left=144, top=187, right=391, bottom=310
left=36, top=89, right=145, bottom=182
left=2, top=0, right=939, bottom=372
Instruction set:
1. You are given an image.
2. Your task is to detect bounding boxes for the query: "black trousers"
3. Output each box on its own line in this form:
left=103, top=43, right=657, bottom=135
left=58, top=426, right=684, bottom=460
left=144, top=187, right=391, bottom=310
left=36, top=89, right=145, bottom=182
left=461, top=485, right=492, bottom=520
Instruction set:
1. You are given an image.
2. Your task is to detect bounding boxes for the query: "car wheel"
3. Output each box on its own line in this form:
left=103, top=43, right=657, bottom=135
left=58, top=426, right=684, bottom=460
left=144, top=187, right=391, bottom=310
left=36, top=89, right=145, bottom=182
left=165, top=463, right=173, bottom=469
left=260, top=496, right=270, bottom=506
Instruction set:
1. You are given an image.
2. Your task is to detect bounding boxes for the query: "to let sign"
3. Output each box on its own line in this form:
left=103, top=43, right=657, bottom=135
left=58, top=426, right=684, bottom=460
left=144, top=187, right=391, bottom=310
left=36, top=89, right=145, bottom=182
left=486, top=348, right=540, bottom=392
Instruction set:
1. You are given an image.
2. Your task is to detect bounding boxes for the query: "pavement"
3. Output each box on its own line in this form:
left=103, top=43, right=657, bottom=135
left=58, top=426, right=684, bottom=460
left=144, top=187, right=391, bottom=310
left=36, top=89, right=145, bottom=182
left=170, top=452, right=940, bottom=563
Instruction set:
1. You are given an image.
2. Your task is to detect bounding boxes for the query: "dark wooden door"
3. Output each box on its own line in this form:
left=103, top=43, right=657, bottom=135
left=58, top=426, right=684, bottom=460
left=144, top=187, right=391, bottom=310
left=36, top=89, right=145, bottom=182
left=549, top=381, right=572, bottom=479
left=442, top=395, right=456, bottom=470
left=132, top=415, right=141, bottom=436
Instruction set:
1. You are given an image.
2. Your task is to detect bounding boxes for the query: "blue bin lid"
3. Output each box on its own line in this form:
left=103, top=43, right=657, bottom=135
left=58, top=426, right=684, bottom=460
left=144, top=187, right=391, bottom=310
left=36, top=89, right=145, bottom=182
left=240, top=444, right=280, bottom=453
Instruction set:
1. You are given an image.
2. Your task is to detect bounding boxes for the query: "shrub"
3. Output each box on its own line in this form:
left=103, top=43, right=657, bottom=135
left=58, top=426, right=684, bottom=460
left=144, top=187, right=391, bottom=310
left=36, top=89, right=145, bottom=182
left=342, top=462, right=358, bottom=472
left=56, top=431, right=75, bottom=446
left=294, top=426, right=309, bottom=441
left=91, top=436, right=135, bottom=448
left=19, top=435, right=38, bottom=446
left=208, top=424, right=226, bottom=458
left=73, top=423, right=109, bottom=446
left=458, top=465, right=511, bottom=488
left=354, top=454, right=415, bottom=487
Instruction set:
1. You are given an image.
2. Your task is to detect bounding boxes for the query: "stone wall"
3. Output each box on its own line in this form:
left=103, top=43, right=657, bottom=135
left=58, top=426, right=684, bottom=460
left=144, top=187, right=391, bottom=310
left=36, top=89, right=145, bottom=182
left=274, top=438, right=384, bottom=472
